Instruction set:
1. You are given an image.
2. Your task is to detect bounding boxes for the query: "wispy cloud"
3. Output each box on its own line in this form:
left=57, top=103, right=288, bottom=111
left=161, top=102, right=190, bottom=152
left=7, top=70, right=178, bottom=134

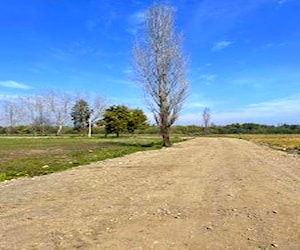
left=260, top=41, right=292, bottom=51
left=199, top=74, right=217, bottom=84
left=109, top=96, right=144, bottom=109
left=128, top=10, right=145, bottom=26
left=122, top=68, right=133, bottom=75
left=189, top=0, right=278, bottom=44
left=185, top=101, right=213, bottom=109
left=0, top=94, right=20, bottom=101
left=86, top=0, right=119, bottom=31
left=127, top=10, right=145, bottom=35
left=184, top=93, right=217, bottom=111
left=211, top=41, right=232, bottom=51
left=86, top=19, right=99, bottom=31
left=105, top=77, right=137, bottom=89
left=180, top=94, right=300, bottom=125
left=197, top=63, right=212, bottom=71
left=28, top=63, right=59, bottom=74
left=0, top=80, right=31, bottom=90
left=277, top=0, right=288, bottom=5
left=228, top=68, right=300, bottom=89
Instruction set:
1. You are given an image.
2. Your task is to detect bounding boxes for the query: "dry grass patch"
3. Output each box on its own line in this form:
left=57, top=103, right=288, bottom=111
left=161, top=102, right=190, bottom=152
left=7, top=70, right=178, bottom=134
left=233, top=134, right=300, bottom=153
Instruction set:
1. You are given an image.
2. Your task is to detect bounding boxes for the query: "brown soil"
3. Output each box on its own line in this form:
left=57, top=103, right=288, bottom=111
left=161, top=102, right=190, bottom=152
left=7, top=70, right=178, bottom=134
left=1, top=138, right=299, bottom=249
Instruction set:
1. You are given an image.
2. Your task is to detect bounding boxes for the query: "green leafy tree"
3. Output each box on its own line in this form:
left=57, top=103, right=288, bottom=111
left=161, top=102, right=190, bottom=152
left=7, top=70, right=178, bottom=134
left=103, top=105, right=130, bottom=137
left=127, top=109, right=148, bottom=133
left=103, top=105, right=148, bottom=137
left=70, top=99, right=92, bottom=134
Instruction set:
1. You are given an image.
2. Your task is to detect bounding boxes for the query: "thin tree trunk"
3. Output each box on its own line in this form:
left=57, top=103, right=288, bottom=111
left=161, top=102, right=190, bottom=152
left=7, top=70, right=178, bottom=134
left=88, top=118, right=92, bottom=138
left=56, top=125, right=63, bottom=136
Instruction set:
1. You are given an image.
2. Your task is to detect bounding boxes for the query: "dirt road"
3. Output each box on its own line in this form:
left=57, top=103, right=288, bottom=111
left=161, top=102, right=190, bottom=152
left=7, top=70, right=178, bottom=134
left=1, top=138, right=299, bottom=249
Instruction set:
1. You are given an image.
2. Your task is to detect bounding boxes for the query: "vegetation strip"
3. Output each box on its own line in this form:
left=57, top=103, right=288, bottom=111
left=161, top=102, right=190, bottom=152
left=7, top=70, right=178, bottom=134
left=0, top=136, right=184, bottom=182
left=231, top=134, right=300, bottom=154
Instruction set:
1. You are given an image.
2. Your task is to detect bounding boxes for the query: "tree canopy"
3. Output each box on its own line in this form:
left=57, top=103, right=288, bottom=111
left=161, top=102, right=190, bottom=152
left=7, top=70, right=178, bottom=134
left=103, top=105, right=148, bottom=137
left=70, top=99, right=92, bottom=133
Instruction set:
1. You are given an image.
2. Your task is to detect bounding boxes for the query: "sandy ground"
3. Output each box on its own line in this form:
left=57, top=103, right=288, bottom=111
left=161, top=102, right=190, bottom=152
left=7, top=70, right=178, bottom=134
left=0, top=137, right=299, bottom=250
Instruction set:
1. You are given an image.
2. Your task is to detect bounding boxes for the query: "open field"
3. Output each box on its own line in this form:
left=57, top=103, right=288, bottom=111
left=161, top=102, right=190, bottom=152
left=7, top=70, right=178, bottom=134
left=1, top=137, right=299, bottom=249
left=1, top=134, right=299, bottom=182
left=0, top=135, right=184, bottom=182
left=229, top=134, right=300, bottom=153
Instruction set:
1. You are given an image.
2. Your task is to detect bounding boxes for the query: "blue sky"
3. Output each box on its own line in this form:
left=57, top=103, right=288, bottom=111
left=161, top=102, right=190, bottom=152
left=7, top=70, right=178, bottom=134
left=0, top=0, right=299, bottom=125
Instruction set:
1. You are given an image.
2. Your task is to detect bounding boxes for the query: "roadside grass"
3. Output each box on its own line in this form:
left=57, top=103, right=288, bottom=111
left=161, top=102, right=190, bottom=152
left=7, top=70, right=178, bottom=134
left=230, top=134, right=300, bottom=153
left=0, top=135, right=185, bottom=182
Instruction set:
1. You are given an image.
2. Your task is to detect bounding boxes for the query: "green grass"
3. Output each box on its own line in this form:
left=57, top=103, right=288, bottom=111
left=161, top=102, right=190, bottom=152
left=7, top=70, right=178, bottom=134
left=0, top=135, right=185, bottom=182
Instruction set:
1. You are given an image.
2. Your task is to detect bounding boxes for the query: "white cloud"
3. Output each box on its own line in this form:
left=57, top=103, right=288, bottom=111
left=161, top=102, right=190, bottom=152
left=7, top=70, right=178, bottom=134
left=122, top=68, right=133, bottom=75
left=277, top=0, right=287, bottom=4
left=211, top=41, right=232, bottom=51
left=0, top=94, right=20, bottom=101
left=184, top=96, right=217, bottom=112
left=127, top=10, right=145, bottom=35
left=185, top=102, right=211, bottom=109
left=129, top=11, right=145, bottom=25
left=199, top=74, right=217, bottom=82
left=197, top=63, right=212, bottom=71
left=0, top=80, right=31, bottom=90
left=178, top=95, right=300, bottom=125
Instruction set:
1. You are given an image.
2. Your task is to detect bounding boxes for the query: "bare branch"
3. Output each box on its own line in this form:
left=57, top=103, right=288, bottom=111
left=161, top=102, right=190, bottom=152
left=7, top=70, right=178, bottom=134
left=133, top=3, right=188, bottom=146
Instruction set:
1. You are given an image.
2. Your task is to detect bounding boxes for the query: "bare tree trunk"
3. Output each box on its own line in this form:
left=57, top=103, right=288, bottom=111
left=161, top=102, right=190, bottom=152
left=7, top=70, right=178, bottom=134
left=88, top=95, right=106, bottom=138
left=56, top=125, right=63, bottom=136
left=88, top=118, right=92, bottom=138
left=160, top=110, right=171, bottom=146
left=160, top=124, right=171, bottom=147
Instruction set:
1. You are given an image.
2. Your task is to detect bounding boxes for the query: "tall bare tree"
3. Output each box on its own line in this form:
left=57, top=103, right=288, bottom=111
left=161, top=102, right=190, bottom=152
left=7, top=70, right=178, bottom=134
left=47, top=90, right=73, bottom=135
left=2, top=99, right=24, bottom=134
left=134, top=3, right=188, bottom=147
left=88, top=95, right=106, bottom=137
left=202, top=107, right=211, bottom=133
left=23, top=95, right=51, bottom=135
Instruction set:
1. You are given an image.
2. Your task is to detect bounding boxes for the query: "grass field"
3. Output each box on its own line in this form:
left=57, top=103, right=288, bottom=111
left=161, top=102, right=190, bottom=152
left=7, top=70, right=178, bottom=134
left=2, top=134, right=298, bottom=182
left=0, top=135, right=184, bottom=182
left=231, top=134, right=300, bottom=153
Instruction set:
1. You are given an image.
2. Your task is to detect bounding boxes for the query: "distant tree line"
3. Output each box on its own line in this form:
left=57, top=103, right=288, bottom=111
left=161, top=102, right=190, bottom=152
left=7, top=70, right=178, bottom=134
left=136, top=123, right=300, bottom=135
left=1, top=92, right=299, bottom=136
left=0, top=122, right=300, bottom=136
left=0, top=91, right=106, bottom=136
left=170, top=123, right=300, bottom=135
left=0, top=91, right=148, bottom=137
left=211, top=123, right=300, bottom=134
